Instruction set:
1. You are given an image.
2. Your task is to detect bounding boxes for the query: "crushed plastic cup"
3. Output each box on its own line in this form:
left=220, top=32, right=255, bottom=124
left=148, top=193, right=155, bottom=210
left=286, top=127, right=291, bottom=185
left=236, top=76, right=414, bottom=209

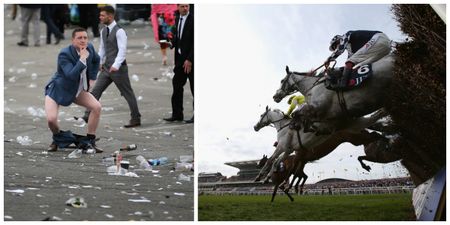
left=107, top=165, right=127, bottom=175
left=16, top=136, right=32, bottom=146
left=68, top=149, right=82, bottom=159
left=178, top=173, right=191, bottom=182
left=66, top=197, right=87, bottom=208
left=175, top=162, right=193, bottom=172
left=136, top=155, right=152, bottom=170
left=179, top=155, right=193, bottom=163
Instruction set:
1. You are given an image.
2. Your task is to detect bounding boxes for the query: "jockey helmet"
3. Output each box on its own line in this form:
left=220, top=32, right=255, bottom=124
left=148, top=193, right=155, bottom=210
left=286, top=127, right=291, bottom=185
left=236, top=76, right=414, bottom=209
left=329, top=35, right=342, bottom=51
left=287, top=95, right=296, bottom=104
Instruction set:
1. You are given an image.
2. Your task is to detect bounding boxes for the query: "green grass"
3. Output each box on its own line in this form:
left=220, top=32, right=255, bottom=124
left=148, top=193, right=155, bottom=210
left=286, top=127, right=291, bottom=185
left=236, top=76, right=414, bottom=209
left=198, top=193, right=415, bottom=221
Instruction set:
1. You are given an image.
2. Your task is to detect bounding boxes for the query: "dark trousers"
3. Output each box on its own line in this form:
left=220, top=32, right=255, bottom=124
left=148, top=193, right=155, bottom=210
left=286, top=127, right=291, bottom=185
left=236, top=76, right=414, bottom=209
left=171, top=65, right=194, bottom=119
left=78, top=4, right=100, bottom=37
left=41, top=5, right=64, bottom=42
left=84, top=65, right=141, bottom=120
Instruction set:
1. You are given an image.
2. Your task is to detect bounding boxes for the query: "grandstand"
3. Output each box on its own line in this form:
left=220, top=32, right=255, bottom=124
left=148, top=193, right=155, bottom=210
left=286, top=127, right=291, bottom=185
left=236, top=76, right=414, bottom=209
left=199, top=159, right=415, bottom=196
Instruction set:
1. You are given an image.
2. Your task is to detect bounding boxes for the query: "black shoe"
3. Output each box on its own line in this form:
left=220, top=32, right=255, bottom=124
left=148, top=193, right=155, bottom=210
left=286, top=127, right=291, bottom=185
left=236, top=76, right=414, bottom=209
left=124, top=118, right=141, bottom=128
left=17, top=41, right=28, bottom=47
left=163, top=117, right=183, bottom=122
left=184, top=116, right=194, bottom=123
left=78, top=137, right=103, bottom=153
left=74, top=116, right=88, bottom=123
left=55, top=36, right=62, bottom=45
left=47, top=143, right=58, bottom=152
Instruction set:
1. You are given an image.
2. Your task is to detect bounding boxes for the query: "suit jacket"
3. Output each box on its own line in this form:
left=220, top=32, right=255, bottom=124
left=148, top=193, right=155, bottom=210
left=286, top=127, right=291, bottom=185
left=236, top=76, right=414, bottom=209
left=45, top=43, right=100, bottom=106
left=172, top=12, right=194, bottom=67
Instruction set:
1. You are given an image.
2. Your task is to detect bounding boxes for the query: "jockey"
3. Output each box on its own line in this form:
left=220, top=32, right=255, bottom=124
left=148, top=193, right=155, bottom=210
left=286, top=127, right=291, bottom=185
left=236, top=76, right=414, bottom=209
left=286, top=95, right=306, bottom=118
left=325, top=30, right=391, bottom=88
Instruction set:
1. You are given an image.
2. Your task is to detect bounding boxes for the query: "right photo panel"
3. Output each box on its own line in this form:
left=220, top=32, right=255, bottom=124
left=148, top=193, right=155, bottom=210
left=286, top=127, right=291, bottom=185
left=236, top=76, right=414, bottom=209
left=197, top=4, right=445, bottom=221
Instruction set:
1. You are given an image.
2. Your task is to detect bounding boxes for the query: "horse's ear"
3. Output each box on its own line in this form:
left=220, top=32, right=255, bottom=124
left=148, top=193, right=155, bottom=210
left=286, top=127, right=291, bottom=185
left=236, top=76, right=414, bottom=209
left=265, top=105, right=269, bottom=111
left=285, top=65, right=290, bottom=74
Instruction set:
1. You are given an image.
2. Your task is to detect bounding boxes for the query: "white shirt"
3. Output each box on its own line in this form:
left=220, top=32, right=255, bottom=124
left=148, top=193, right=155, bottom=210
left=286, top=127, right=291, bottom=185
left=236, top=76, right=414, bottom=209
left=76, top=53, right=89, bottom=97
left=178, top=12, right=189, bottom=39
left=177, top=12, right=189, bottom=55
left=98, top=20, right=127, bottom=70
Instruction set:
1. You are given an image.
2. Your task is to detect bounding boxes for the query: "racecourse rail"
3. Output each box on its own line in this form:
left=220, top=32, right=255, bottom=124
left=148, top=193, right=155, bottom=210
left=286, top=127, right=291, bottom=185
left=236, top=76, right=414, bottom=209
left=199, top=185, right=414, bottom=196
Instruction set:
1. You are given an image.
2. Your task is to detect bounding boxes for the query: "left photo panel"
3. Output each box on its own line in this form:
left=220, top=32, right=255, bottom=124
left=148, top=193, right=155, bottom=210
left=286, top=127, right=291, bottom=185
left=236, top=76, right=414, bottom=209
left=4, top=4, right=194, bottom=221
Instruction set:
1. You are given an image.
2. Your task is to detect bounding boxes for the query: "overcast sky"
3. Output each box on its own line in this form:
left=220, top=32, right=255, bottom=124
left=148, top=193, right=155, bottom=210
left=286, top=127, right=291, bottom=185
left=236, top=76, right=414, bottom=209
left=197, top=4, right=410, bottom=183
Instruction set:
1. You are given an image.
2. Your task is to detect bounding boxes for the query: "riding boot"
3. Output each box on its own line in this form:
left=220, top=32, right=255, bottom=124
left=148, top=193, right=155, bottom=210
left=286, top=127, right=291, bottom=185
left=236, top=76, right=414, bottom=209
left=340, top=61, right=354, bottom=89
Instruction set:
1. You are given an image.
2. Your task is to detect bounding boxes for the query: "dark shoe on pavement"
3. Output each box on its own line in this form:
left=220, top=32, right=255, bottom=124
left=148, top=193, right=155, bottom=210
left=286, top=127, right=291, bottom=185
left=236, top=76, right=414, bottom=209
left=90, top=142, right=104, bottom=153
left=124, top=118, right=141, bottom=128
left=55, top=36, right=62, bottom=45
left=184, top=116, right=194, bottom=123
left=17, top=41, right=28, bottom=47
left=78, top=137, right=103, bottom=153
left=47, top=143, right=58, bottom=152
left=163, top=117, right=183, bottom=122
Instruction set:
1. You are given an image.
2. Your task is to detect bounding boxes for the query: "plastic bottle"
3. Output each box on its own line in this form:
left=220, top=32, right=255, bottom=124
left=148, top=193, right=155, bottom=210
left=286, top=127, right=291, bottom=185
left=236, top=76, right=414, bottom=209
left=136, top=155, right=152, bottom=170
left=148, top=157, right=168, bottom=166
left=68, top=149, right=82, bottom=158
left=120, top=144, right=137, bottom=151
left=175, top=162, right=193, bottom=171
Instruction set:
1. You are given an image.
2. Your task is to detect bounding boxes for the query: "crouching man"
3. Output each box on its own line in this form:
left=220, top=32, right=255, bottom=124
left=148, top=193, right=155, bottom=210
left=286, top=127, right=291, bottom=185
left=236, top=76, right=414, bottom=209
left=44, top=27, right=102, bottom=152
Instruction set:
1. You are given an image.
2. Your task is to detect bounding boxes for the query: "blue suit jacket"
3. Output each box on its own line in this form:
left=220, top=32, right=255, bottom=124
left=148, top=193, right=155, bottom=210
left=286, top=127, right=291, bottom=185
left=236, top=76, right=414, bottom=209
left=45, top=43, right=100, bottom=106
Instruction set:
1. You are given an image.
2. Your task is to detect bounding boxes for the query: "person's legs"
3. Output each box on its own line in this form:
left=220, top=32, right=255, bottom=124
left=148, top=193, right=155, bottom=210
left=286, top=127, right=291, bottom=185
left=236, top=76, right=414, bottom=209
left=19, top=7, right=32, bottom=45
left=44, top=95, right=60, bottom=134
left=185, top=70, right=194, bottom=122
left=89, top=5, right=100, bottom=37
left=160, top=44, right=168, bottom=65
left=170, top=66, right=188, bottom=119
left=80, top=71, right=112, bottom=121
left=31, top=8, right=41, bottom=46
left=110, top=66, right=141, bottom=121
left=42, top=6, right=64, bottom=43
left=74, top=91, right=101, bottom=135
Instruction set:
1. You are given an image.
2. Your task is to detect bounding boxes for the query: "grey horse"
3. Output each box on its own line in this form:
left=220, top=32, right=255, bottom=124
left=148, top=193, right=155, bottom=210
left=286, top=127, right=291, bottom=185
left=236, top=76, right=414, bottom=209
left=273, top=54, right=395, bottom=121
left=253, top=106, right=386, bottom=183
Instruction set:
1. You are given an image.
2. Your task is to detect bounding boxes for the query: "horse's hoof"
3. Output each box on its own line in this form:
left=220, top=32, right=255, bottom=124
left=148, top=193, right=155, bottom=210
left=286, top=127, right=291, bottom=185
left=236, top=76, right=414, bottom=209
left=363, top=166, right=371, bottom=172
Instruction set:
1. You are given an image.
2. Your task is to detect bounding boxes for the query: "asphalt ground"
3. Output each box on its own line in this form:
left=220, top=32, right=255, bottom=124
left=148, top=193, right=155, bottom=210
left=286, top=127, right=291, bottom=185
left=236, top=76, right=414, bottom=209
left=3, top=8, right=194, bottom=221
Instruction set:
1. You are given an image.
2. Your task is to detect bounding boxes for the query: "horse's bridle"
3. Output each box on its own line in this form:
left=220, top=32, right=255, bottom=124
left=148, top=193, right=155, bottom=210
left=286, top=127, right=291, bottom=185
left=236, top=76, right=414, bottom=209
left=257, top=108, right=288, bottom=131
left=281, top=65, right=325, bottom=96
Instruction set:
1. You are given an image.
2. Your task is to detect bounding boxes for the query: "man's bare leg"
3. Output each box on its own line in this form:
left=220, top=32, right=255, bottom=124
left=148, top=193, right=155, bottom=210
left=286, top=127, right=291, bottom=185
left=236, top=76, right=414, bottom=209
left=44, top=96, right=60, bottom=134
left=74, top=91, right=101, bottom=134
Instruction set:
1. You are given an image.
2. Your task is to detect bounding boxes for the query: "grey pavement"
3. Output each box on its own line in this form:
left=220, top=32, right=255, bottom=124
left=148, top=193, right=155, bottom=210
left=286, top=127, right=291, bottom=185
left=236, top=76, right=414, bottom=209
left=3, top=6, right=194, bottom=221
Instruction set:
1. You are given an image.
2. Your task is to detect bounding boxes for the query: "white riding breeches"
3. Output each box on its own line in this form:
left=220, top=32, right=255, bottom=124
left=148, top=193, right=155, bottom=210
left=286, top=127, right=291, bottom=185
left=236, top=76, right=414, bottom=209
left=348, top=33, right=392, bottom=68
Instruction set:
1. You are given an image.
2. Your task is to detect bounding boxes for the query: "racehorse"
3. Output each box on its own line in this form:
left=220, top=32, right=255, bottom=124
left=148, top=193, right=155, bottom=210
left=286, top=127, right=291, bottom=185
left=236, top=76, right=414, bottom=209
left=257, top=154, right=299, bottom=202
left=273, top=54, right=394, bottom=121
left=254, top=106, right=386, bottom=183
left=259, top=153, right=309, bottom=196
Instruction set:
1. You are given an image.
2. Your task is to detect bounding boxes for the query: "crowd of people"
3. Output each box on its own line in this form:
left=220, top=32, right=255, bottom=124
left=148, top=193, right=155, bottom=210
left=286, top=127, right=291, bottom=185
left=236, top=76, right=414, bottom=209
left=199, top=176, right=414, bottom=196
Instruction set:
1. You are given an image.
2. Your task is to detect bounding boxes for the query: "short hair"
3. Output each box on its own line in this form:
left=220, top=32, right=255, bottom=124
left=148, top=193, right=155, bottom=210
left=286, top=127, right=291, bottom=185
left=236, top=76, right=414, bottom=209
left=72, top=27, right=87, bottom=38
left=100, top=5, right=115, bottom=15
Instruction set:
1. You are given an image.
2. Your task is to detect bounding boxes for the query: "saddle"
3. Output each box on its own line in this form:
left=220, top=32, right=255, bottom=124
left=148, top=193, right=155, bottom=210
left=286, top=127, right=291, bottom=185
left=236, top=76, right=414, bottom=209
left=324, top=64, right=373, bottom=91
